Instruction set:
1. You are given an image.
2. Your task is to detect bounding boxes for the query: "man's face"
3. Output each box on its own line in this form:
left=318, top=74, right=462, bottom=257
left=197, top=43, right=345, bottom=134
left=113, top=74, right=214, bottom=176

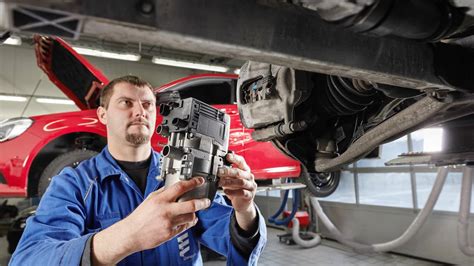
left=97, top=82, right=156, bottom=146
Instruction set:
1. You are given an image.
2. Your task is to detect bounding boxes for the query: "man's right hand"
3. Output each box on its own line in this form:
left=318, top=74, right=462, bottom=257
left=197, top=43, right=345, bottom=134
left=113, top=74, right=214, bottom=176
left=91, top=177, right=210, bottom=266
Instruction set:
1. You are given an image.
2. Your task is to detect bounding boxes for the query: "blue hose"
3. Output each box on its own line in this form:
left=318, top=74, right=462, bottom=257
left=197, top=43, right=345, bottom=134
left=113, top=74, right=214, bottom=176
left=268, top=190, right=289, bottom=223
left=268, top=188, right=300, bottom=226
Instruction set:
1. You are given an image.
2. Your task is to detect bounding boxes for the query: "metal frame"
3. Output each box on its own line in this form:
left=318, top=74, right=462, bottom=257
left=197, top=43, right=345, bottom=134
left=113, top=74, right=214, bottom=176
left=7, top=4, right=83, bottom=39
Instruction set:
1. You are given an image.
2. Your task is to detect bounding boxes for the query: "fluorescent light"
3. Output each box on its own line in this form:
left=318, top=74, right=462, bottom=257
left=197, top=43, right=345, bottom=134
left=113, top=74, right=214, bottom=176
left=0, top=95, right=27, bottom=102
left=3, top=36, right=22, bottom=46
left=72, top=46, right=141, bottom=61
left=151, top=57, right=229, bottom=72
left=234, top=68, right=241, bottom=75
left=36, top=98, right=75, bottom=105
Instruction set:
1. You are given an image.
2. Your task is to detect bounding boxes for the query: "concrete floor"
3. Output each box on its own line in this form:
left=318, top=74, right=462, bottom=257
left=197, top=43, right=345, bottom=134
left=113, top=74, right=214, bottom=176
left=0, top=227, right=446, bottom=265
left=207, top=227, right=445, bottom=266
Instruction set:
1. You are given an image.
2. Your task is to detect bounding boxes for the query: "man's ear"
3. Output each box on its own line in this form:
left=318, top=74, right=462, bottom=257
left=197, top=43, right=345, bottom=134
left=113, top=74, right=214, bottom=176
left=97, top=106, right=107, bottom=125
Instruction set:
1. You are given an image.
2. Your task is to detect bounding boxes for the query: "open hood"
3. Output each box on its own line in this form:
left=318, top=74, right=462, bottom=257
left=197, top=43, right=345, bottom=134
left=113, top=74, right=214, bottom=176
left=34, top=35, right=109, bottom=110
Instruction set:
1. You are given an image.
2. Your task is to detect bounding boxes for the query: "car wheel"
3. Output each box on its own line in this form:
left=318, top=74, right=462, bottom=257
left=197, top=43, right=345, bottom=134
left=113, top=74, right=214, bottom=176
left=300, top=166, right=340, bottom=198
left=37, top=149, right=98, bottom=197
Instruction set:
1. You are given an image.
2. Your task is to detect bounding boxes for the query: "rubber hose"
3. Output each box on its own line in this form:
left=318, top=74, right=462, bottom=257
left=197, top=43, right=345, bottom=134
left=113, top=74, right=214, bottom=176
left=310, top=167, right=449, bottom=253
left=291, top=218, right=321, bottom=248
left=458, top=166, right=474, bottom=256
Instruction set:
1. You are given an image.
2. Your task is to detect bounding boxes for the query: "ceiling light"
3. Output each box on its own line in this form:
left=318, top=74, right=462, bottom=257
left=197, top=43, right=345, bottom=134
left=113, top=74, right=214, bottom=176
left=3, top=36, right=21, bottom=46
left=36, top=98, right=75, bottom=105
left=72, top=46, right=141, bottom=61
left=0, top=95, right=27, bottom=102
left=151, top=57, right=229, bottom=72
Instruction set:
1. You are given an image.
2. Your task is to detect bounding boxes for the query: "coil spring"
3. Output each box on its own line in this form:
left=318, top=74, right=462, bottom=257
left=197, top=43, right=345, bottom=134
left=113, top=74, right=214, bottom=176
left=321, top=76, right=377, bottom=116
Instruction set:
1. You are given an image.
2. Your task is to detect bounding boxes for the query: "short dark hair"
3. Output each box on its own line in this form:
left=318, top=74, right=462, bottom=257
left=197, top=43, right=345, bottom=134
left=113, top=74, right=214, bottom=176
left=99, top=75, right=154, bottom=109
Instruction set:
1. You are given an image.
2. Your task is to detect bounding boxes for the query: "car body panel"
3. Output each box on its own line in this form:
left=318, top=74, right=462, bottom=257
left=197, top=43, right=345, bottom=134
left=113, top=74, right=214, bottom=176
left=0, top=110, right=106, bottom=197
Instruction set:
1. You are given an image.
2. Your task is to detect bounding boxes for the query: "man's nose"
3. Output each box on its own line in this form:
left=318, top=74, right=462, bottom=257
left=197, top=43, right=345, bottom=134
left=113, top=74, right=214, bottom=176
left=133, top=103, right=147, bottom=118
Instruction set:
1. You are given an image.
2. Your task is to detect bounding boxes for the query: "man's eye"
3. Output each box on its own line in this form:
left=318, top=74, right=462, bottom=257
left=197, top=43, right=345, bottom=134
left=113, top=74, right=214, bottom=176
left=143, top=102, right=152, bottom=109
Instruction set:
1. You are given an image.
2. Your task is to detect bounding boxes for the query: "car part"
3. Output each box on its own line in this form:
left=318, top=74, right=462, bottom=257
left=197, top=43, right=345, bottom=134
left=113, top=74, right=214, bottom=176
left=37, top=149, right=98, bottom=196
left=292, top=0, right=465, bottom=41
left=237, top=60, right=474, bottom=175
left=300, top=168, right=341, bottom=198
left=5, top=0, right=474, bottom=91
left=237, top=62, right=312, bottom=142
left=157, top=97, right=230, bottom=202
left=0, top=118, right=33, bottom=143
left=34, top=35, right=109, bottom=110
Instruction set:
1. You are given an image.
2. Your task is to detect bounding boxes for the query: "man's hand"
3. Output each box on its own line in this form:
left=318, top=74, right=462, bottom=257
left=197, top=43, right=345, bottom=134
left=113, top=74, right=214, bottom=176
left=218, top=153, right=258, bottom=232
left=91, top=177, right=210, bottom=266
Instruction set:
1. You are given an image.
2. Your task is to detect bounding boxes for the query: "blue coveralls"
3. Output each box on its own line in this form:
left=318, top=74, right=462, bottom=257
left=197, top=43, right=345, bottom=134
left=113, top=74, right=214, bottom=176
left=10, top=147, right=266, bottom=265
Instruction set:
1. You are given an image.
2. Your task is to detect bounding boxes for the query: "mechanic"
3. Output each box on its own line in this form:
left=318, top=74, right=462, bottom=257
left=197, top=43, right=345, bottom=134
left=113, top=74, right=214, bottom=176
left=10, top=75, right=266, bottom=265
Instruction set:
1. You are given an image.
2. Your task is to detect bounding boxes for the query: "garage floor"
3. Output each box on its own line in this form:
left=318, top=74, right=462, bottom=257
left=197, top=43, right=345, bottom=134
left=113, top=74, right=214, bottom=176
left=0, top=227, right=444, bottom=265
left=207, top=227, right=445, bottom=266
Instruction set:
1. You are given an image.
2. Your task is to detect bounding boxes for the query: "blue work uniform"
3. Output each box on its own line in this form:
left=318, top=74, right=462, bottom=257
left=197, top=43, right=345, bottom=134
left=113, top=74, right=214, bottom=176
left=10, top=147, right=266, bottom=265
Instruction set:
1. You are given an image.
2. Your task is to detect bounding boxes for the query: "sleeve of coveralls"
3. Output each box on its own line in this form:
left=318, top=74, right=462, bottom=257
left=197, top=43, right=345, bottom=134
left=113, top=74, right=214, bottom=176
left=196, top=194, right=267, bottom=266
left=9, top=167, right=93, bottom=266
left=229, top=211, right=260, bottom=258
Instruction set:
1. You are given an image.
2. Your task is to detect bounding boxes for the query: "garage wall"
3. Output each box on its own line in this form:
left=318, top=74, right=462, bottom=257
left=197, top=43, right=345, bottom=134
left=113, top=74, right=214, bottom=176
left=0, top=43, right=198, bottom=120
left=317, top=202, right=474, bottom=265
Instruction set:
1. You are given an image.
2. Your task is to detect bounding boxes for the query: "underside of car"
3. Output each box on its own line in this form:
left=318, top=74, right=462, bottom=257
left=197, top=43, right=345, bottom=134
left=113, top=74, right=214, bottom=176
left=2, top=0, right=474, bottom=196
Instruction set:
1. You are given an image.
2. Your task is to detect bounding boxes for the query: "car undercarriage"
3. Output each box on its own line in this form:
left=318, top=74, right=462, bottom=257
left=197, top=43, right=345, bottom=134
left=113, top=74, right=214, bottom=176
left=1, top=0, right=474, bottom=195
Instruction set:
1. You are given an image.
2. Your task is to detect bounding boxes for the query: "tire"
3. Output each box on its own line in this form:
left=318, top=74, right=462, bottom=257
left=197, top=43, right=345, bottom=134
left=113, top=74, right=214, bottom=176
left=37, top=150, right=98, bottom=197
left=300, top=166, right=340, bottom=198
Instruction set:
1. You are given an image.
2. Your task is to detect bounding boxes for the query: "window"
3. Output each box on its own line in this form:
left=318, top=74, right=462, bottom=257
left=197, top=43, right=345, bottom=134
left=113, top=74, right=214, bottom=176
left=358, top=172, right=413, bottom=208
left=357, top=136, right=408, bottom=167
left=164, top=78, right=236, bottom=105
left=415, top=171, right=473, bottom=212
left=411, top=127, right=443, bottom=153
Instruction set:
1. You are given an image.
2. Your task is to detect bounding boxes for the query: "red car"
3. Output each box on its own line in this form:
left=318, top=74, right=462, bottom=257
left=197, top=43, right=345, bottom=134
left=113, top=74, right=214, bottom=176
left=0, top=36, right=315, bottom=199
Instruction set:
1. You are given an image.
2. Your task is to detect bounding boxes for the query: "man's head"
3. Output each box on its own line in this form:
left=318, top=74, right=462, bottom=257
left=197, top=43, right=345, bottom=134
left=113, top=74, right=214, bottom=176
left=97, top=75, right=157, bottom=146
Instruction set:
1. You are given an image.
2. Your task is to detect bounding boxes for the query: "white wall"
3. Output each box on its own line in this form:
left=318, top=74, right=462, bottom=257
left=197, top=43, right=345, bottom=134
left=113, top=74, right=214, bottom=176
left=0, top=43, right=199, bottom=120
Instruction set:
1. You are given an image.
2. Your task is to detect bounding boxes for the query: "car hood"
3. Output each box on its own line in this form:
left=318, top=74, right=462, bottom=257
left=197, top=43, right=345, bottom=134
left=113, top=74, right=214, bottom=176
left=34, top=35, right=109, bottom=110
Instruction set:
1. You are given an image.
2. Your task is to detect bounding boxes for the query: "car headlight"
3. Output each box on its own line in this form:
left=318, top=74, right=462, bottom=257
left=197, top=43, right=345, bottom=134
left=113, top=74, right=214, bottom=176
left=0, top=118, right=34, bottom=142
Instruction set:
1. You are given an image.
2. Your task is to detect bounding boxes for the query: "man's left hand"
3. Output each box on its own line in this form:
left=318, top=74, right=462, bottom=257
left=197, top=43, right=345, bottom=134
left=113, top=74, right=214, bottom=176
left=218, top=153, right=258, bottom=232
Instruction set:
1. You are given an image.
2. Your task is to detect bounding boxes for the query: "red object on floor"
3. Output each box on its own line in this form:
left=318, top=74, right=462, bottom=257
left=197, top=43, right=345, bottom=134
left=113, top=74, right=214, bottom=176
left=283, top=210, right=310, bottom=228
